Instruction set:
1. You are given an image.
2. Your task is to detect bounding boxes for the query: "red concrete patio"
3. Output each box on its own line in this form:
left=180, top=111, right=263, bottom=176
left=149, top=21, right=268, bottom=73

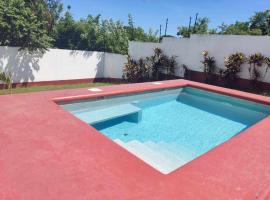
left=0, top=79, right=270, bottom=200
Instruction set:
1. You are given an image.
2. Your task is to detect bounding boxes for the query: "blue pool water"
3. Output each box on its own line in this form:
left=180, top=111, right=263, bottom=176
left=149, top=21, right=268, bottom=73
left=60, top=87, right=270, bottom=174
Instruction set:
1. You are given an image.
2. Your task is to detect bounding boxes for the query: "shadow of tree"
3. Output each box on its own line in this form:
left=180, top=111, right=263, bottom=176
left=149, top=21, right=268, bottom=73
left=0, top=47, right=43, bottom=84
left=0, top=47, right=109, bottom=86
left=69, top=50, right=105, bottom=79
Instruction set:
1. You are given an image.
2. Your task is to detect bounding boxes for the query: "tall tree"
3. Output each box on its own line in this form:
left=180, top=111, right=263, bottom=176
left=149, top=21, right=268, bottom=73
left=54, top=6, right=81, bottom=49
left=177, top=9, right=270, bottom=37
left=177, top=17, right=210, bottom=37
left=250, top=10, right=270, bottom=35
left=46, top=0, right=63, bottom=35
left=125, top=14, right=159, bottom=43
left=127, top=14, right=135, bottom=41
left=0, top=0, right=60, bottom=52
left=219, top=22, right=262, bottom=35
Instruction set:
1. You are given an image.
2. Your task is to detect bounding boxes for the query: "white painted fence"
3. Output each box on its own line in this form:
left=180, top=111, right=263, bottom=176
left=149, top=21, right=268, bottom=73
left=129, top=35, right=270, bottom=83
left=0, top=47, right=126, bottom=83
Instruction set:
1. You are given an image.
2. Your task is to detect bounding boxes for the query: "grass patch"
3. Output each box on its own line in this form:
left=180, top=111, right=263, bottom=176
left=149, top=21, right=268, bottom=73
left=1, top=81, right=270, bottom=97
left=0, top=82, right=117, bottom=95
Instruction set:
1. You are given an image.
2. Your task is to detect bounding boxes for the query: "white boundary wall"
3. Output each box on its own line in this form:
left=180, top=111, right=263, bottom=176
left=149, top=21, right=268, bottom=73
left=104, top=53, right=127, bottom=79
left=2, top=35, right=270, bottom=84
left=0, top=47, right=126, bottom=83
left=129, top=35, right=270, bottom=83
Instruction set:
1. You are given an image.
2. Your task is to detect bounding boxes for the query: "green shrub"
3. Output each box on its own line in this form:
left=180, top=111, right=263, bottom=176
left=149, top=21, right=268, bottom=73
left=145, top=48, right=163, bottom=81
left=201, top=51, right=216, bottom=83
left=123, top=48, right=178, bottom=82
left=122, top=56, right=148, bottom=82
left=247, top=53, right=265, bottom=88
left=0, top=71, right=12, bottom=91
left=182, top=64, right=191, bottom=80
left=221, top=52, right=246, bottom=88
left=265, top=57, right=270, bottom=76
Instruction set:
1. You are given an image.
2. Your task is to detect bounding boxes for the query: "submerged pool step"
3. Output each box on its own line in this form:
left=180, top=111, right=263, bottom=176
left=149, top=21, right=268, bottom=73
left=74, top=104, right=142, bottom=125
left=114, top=139, right=186, bottom=174
left=143, top=141, right=187, bottom=164
left=158, top=141, right=196, bottom=162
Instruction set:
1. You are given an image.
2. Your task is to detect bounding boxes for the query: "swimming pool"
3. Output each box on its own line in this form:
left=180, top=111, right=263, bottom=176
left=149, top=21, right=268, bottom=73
left=60, top=87, right=270, bottom=174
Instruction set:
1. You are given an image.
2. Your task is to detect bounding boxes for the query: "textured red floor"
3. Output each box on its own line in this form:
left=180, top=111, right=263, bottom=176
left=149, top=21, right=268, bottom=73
left=1, top=80, right=270, bottom=200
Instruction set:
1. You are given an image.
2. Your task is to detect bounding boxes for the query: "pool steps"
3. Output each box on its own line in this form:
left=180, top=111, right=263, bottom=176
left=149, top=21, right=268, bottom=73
left=158, top=142, right=197, bottom=162
left=144, top=141, right=187, bottom=164
left=114, top=139, right=188, bottom=174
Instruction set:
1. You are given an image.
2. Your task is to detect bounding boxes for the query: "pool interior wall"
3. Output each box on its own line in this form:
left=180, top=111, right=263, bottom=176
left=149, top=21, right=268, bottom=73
left=59, top=87, right=270, bottom=174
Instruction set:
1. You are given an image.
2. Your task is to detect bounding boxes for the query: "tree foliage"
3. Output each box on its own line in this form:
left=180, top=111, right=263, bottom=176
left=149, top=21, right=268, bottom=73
left=0, top=1, right=158, bottom=54
left=250, top=10, right=270, bottom=35
left=219, top=22, right=262, bottom=35
left=0, top=0, right=62, bottom=52
left=125, top=14, right=158, bottom=43
left=54, top=11, right=158, bottom=54
left=177, top=17, right=211, bottom=37
left=177, top=10, right=270, bottom=37
left=218, top=11, right=270, bottom=36
left=54, top=10, right=129, bottom=54
left=2, top=0, right=269, bottom=53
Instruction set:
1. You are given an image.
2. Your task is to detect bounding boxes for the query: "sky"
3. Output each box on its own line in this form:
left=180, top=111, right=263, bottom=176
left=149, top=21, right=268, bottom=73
left=61, top=0, right=270, bottom=36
